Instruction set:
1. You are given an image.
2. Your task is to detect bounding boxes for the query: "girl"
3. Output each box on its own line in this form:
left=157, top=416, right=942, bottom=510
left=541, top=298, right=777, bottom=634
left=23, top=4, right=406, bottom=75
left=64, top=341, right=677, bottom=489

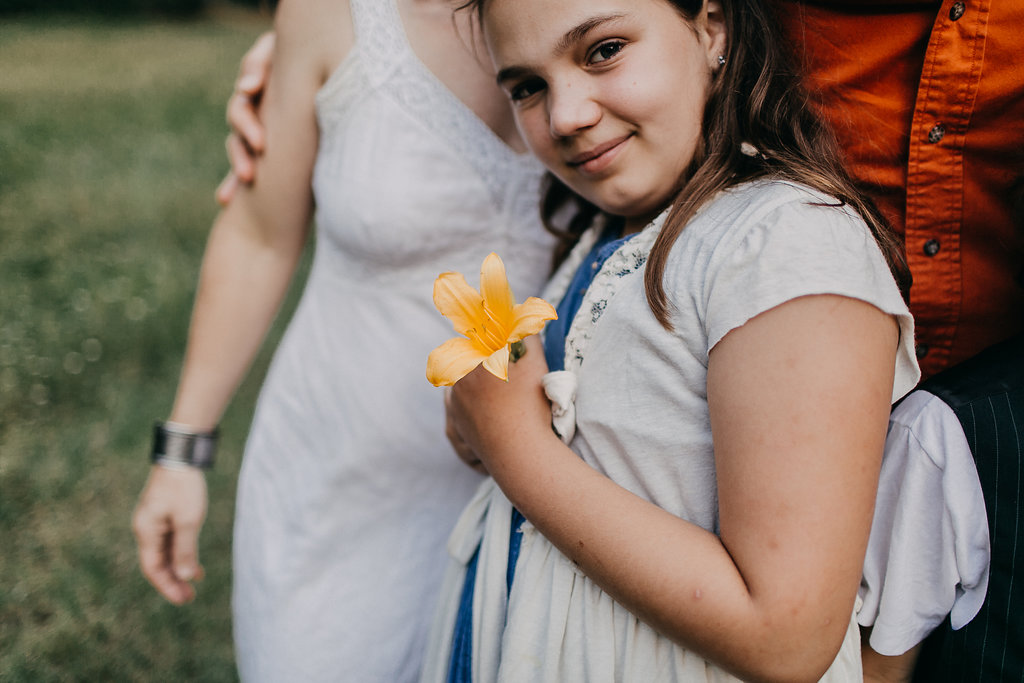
left=425, top=0, right=920, bottom=680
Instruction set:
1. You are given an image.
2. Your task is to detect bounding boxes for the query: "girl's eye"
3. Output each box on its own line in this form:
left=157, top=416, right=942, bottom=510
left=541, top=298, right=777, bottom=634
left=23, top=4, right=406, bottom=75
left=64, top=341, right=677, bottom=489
left=589, top=40, right=624, bottom=65
left=508, top=78, right=545, bottom=103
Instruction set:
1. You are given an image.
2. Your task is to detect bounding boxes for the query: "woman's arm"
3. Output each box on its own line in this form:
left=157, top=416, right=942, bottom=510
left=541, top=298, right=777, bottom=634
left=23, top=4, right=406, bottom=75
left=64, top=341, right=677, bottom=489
left=448, top=294, right=898, bottom=682
left=132, top=0, right=352, bottom=605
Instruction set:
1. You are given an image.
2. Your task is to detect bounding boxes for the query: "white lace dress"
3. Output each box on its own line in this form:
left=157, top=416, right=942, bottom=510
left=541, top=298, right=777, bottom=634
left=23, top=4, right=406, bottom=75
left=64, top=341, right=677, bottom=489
left=230, top=0, right=554, bottom=680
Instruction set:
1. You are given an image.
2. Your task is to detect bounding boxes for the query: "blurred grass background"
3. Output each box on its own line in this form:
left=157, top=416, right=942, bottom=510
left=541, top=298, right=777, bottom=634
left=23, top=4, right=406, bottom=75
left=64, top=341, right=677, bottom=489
left=0, top=6, right=310, bottom=680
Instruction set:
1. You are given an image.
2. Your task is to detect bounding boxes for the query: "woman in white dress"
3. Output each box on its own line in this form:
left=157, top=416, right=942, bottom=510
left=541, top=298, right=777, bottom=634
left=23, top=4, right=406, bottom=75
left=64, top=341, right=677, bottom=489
left=131, top=0, right=553, bottom=680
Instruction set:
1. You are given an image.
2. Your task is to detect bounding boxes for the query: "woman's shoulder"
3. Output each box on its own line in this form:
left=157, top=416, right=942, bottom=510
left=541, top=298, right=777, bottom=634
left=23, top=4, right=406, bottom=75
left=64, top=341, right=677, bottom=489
left=274, top=0, right=355, bottom=85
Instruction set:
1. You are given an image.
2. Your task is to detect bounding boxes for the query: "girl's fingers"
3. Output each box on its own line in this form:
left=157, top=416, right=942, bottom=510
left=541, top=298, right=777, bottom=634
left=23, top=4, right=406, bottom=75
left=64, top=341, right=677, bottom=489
left=226, top=90, right=264, bottom=155
left=215, top=172, right=239, bottom=207
left=446, top=388, right=488, bottom=474
left=226, top=133, right=256, bottom=183
left=229, top=31, right=274, bottom=152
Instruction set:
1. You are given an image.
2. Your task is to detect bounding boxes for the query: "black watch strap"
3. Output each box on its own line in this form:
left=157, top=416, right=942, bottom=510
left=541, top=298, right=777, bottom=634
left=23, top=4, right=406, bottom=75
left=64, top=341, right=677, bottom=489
left=151, top=421, right=218, bottom=470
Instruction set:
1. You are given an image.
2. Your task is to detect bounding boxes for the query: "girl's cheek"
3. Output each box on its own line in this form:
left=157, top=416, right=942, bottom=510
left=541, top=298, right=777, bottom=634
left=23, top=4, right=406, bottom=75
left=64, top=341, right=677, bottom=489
left=517, top=116, right=551, bottom=157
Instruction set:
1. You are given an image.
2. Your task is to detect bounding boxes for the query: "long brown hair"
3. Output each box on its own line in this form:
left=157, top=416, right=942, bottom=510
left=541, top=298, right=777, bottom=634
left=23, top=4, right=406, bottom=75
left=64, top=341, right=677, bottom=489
left=462, top=0, right=910, bottom=328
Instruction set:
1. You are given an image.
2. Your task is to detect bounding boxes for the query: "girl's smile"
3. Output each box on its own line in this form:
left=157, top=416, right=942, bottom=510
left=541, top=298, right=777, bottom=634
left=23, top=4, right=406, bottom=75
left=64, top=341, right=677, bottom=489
left=565, top=132, right=634, bottom=175
left=483, top=0, right=727, bottom=232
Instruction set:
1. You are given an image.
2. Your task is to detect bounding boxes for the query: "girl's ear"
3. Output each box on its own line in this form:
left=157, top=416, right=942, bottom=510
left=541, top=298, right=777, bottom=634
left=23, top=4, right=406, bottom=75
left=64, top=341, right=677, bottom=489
left=701, top=1, right=728, bottom=70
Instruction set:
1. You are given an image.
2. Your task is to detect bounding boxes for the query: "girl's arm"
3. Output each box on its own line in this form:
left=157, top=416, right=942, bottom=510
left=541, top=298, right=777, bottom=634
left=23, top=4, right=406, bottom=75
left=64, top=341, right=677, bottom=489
left=132, top=0, right=352, bottom=605
left=448, top=294, right=898, bottom=682
left=863, top=641, right=921, bottom=683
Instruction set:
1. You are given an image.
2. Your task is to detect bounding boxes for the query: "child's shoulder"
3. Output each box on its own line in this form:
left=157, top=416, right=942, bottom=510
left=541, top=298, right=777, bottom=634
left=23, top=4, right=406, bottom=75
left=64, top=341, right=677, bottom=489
left=678, top=178, right=871, bottom=254
left=663, top=177, right=887, bottom=295
left=703, top=178, right=861, bottom=230
left=665, top=179, right=916, bottom=392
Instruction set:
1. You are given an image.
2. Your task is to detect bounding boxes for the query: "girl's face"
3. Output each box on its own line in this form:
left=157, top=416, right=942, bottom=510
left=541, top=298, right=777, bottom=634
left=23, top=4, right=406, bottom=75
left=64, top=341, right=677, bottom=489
left=484, top=0, right=726, bottom=233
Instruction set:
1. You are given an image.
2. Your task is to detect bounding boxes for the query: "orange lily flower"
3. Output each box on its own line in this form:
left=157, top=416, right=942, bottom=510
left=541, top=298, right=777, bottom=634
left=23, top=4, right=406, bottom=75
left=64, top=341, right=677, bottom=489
left=426, top=253, right=557, bottom=387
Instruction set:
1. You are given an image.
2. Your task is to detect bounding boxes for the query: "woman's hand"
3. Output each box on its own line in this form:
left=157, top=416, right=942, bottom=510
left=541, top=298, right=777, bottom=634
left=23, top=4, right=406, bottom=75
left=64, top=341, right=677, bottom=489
left=446, top=335, right=552, bottom=478
left=216, top=31, right=275, bottom=206
left=132, top=465, right=208, bottom=604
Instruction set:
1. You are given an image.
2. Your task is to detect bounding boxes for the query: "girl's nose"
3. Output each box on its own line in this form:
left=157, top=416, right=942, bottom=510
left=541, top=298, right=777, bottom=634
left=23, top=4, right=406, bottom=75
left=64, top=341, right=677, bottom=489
left=548, top=80, right=601, bottom=138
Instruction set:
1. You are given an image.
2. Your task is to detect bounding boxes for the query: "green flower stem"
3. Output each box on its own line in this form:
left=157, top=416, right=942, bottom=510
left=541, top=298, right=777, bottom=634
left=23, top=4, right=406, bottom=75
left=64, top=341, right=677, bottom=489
left=509, top=340, right=527, bottom=363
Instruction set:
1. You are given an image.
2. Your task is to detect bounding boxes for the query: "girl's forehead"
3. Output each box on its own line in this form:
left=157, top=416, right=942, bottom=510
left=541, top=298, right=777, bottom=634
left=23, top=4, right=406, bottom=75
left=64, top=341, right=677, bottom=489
left=484, top=0, right=637, bottom=29
left=483, top=0, right=683, bottom=52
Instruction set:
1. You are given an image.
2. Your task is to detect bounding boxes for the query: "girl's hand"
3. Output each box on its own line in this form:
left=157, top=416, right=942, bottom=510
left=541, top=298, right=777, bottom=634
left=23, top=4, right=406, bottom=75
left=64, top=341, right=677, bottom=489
left=445, top=388, right=488, bottom=475
left=446, top=335, right=552, bottom=477
left=216, top=31, right=275, bottom=206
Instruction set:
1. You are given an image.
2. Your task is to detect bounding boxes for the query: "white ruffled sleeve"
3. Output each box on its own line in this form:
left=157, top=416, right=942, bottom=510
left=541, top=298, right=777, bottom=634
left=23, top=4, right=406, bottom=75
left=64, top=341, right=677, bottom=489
left=857, top=390, right=990, bottom=655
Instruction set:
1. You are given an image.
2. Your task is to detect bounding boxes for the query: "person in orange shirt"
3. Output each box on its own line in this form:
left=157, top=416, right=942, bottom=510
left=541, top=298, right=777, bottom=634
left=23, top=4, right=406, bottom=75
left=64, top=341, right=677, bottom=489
left=773, top=0, right=1024, bottom=380
left=768, top=6, right=1024, bottom=678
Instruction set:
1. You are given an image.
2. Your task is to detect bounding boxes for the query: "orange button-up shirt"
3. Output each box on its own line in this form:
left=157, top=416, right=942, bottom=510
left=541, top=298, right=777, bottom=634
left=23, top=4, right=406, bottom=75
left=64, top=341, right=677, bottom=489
left=775, top=0, right=1024, bottom=378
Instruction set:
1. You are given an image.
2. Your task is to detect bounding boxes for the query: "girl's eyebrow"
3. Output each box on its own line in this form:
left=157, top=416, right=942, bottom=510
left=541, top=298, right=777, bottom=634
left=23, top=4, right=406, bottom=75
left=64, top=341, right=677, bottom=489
left=495, top=12, right=628, bottom=86
left=555, top=13, right=628, bottom=54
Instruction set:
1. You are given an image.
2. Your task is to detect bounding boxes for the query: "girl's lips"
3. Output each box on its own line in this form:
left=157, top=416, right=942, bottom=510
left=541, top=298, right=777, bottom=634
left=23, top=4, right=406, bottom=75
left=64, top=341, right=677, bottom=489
left=567, top=134, right=632, bottom=175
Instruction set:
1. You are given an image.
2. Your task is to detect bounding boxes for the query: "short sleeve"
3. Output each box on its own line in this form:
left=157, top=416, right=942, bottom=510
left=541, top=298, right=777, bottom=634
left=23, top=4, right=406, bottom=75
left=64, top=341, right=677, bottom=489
left=688, top=182, right=919, bottom=403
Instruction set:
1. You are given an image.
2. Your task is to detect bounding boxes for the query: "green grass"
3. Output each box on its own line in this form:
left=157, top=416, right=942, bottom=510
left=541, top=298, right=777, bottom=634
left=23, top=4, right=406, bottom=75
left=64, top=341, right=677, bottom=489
left=0, top=9, right=309, bottom=681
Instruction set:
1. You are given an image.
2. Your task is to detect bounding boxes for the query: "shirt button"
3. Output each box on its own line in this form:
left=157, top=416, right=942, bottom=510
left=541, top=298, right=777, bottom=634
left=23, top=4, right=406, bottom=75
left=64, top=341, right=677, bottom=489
left=950, top=1, right=966, bottom=21
left=923, top=239, right=941, bottom=256
left=916, top=343, right=930, bottom=360
left=927, top=123, right=946, bottom=144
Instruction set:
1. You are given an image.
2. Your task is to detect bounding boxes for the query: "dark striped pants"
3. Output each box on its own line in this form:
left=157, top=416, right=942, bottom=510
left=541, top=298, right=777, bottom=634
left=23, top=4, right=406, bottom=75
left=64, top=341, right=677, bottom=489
left=912, top=336, right=1024, bottom=682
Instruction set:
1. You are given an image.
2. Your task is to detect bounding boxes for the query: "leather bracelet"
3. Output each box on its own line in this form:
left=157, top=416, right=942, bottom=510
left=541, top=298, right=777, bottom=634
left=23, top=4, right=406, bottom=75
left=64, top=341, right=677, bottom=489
left=151, top=421, right=218, bottom=470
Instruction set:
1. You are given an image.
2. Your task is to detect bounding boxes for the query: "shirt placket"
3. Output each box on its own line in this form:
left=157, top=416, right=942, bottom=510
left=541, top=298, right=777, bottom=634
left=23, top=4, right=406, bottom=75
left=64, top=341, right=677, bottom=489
left=904, top=0, right=989, bottom=375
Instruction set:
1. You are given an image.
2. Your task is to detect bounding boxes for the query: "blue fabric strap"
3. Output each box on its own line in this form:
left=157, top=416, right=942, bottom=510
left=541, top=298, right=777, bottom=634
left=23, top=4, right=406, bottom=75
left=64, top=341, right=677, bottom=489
left=446, top=547, right=479, bottom=683
left=543, top=224, right=632, bottom=373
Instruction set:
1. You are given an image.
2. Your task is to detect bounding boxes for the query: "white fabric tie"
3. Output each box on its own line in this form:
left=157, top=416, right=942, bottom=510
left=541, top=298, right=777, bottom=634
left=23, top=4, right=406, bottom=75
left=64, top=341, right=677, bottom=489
left=542, top=370, right=578, bottom=444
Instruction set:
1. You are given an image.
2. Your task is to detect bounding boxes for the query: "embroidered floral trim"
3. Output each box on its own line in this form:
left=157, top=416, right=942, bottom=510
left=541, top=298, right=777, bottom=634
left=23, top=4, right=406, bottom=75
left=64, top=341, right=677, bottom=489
left=545, top=210, right=669, bottom=371
left=540, top=222, right=602, bottom=304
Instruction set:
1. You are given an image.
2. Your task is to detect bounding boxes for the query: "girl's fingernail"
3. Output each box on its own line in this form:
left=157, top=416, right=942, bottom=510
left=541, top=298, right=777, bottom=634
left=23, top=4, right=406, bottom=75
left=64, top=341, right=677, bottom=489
left=237, top=75, right=260, bottom=93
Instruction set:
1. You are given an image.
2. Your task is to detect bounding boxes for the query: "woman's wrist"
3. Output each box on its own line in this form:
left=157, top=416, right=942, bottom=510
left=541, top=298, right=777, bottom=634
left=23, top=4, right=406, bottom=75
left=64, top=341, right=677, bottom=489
left=150, top=421, right=219, bottom=470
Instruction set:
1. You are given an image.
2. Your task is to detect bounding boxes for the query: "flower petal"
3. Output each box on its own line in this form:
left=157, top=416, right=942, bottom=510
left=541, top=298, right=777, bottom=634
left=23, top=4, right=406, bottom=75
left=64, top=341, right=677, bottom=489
left=480, top=253, right=515, bottom=330
left=481, top=344, right=511, bottom=382
left=508, top=297, right=558, bottom=342
left=426, top=337, right=491, bottom=387
left=433, top=272, right=485, bottom=337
